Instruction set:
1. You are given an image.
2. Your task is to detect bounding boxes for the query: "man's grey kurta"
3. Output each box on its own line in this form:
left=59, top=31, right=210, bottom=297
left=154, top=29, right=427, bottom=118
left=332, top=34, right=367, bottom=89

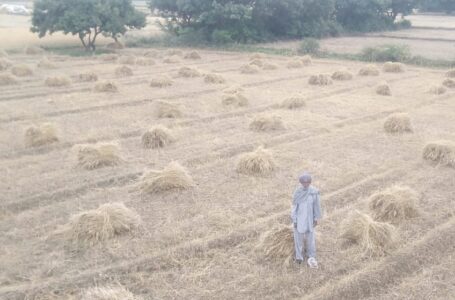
left=291, top=185, right=322, bottom=233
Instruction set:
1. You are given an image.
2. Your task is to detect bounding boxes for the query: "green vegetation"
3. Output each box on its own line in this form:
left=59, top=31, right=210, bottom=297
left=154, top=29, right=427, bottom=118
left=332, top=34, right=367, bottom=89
left=419, top=0, right=455, bottom=14
left=298, top=38, right=321, bottom=55
left=31, top=0, right=146, bottom=51
left=361, top=44, right=412, bottom=62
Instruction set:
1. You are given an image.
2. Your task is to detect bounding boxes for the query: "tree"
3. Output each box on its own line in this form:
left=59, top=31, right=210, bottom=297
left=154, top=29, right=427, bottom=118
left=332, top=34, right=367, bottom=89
left=389, top=0, right=417, bottom=20
left=31, top=0, right=146, bottom=51
left=335, top=0, right=394, bottom=32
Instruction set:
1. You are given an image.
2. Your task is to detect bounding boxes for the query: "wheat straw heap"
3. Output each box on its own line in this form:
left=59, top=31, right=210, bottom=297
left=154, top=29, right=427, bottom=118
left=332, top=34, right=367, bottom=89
left=442, top=78, right=455, bottom=88
left=308, top=74, right=333, bottom=85
left=262, top=63, right=278, bottom=70
left=429, top=85, right=446, bottom=95
left=287, top=59, right=303, bottom=69
left=422, top=140, right=455, bottom=167
left=82, top=286, right=140, bottom=300
left=358, top=65, right=380, bottom=76
left=384, top=113, right=413, bottom=133
left=301, top=55, right=312, bottom=66
left=118, top=55, right=136, bottom=65
left=135, top=57, right=155, bottom=66
left=0, top=58, right=12, bottom=71
left=249, top=115, right=285, bottom=131
left=184, top=51, right=201, bottom=59
left=204, top=73, right=226, bottom=84
left=142, top=125, right=175, bottom=149
left=376, top=82, right=392, bottom=96
left=240, top=64, right=261, bottom=74
left=140, top=161, right=194, bottom=194
left=250, top=53, right=264, bottom=60
left=0, top=74, right=18, bottom=86
left=340, top=210, right=396, bottom=257
left=143, top=50, right=160, bottom=58
left=37, top=57, right=56, bottom=69
left=156, top=101, right=182, bottom=118
left=24, top=123, right=59, bottom=147
left=11, top=64, right=33, bottom=77
left=249, top=59, right=263, bottom=67
left=369, top=186, right=419, bottom=224
left=256, top=225, right=294, bottom=265
left=76, top=144, right=121, bottom=170
left=78, top=72, right=98, bottom=82
left=332, top=70, right=353, bottom=81
left=24, top=45, right=45, bottom=55
left=63, top=202, right=140, bottom=247
left=236, top=146, right=276, bottom=175
left=221, top=92, right=249, bottom=107
left=94, top=81, right=118, bottom=93
left=178, top=66, right=201, bottom=78
left=45, top=76, right=71, bottom=87
left=446, top=69, right=455, bottom=78
left=115, top=65, right=133, bottom=77
left=383, top=61, right=405, bottom=73
left=163, top=55, right=180, bottom=64
left=150, top=76, right=173, bottom=88
left=105, top=41, right=125, bottom=50
left=166, top=49, right=183, bottom=56
left=99, top=54, right=118, bottom=62
left=280, top=97, right=305, bottom=109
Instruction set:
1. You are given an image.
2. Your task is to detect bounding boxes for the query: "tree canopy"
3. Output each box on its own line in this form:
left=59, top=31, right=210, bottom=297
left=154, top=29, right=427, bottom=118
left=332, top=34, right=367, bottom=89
left=31, top=0, right=146, bottom=51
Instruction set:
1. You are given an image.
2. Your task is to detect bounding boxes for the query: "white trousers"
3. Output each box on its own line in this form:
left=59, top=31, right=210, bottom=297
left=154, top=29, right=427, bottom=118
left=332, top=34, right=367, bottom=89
left=293, top=228, right=316, bottom=261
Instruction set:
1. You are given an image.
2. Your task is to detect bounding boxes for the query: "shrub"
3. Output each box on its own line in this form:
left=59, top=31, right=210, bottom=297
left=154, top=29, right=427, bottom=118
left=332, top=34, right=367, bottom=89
left=298, top=38, right=320, bottom=55
left=361, top=44, right=411, bottom=62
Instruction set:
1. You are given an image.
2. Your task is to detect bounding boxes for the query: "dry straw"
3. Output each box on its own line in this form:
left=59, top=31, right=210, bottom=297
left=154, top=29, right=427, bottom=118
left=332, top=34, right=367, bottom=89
left=340, top=210, right=396, bottom=257
left=0, top=58, right=12, bottom=71
left=94, top=81, right=118, bottom=93
left=118, top=55, right=136, bottom=65
left=383, top=61, right=405, bottom=73
left=287, top=59, right=303, bottom=69
left=37, top=57, right=56, bottom=69
left=82, top=286, right=140, bottom=300
left=250, top=53, right=264, bottom=60
left=142, top=125, right=175, bottom=149
left=308, top=74, right=333, bottom=85
left=332, top=70, right=353, bottom=81
left=135, top=58, right=155, bottom=66
left=446, top=69, right=455, bottom=78
left=78, top=72, right=98, bottom=82
left=222, top=92, right=249, bottom=107
left=0, top=74, right=18, bottom=86
left=236, top=146, right=276, bottom=175
left=358, top=65, right=380, bottom=76
left=256, top=225, right=294, bottom=266
left=442, top=78, right=455, bottom=88
left=63, top=202, right=140, bottom=248
left=368, top=186, right=419, bottom=224
left=163, top=55, right=180, bottom=64
left=376, top=82, right=392, bottom=96
left=301, top=55, right=312, bottom=66
left=115, top=65, right=133, bottom=77
left=76, top=144, right=121, bottom=170
left=24, top=45, right=45, bottom=55
left=249, top=114, right=285, bottom=131
left=177, top=66, right=201, bottom=78
left=156, top=101, right=182, bottom=118
left=11, top=64, right=33, bottom=77
left=166, top=49, right=183, bottom=56
left=143, top=50, right=160, bottom=58
left=383, top=113, right=413, bottom=133
left=204, top=73, right=226, bottom=84
left=24, top=123, right=58, bottom=147
left=105, top=41, right=125, bottom=50
left=280, top=97, right=305, bottom=109
left=150, top=75, right=173, bottom=88
left=140, top=161, right=194, bottom=194
left=249, top=59, right=263, bottom=67
left=99, top=54, right=118, bottom=62
left=240, top=64, right=261, bottom=74
left=262, top=63, right=278, bottom=70
left=429, top=85, right=446, bottom=95
left=422, top=140, right=455, bottom=167
left=45, top=76, right=71, bottom=87
left=184, top=51, right=201, bottom=59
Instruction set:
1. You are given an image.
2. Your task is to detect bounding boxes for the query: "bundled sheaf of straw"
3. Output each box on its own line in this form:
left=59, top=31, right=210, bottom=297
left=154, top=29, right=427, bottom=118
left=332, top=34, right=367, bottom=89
left=442, top=78, right=455, bottom=88
left=115, top=65, right=133, bottom=77
left=255, top=225, right=294, bottom=266
left=105, top=41, right=125, bottom=50
left=383, top=113, right=413, bottom=133
left=37, top=57, right=56, bottom=69
left=221, top=92, right=249, bottom=107
left=422, top=140, right=455, bottom=167
left=142, top=125, right=175, bottom=149
left=340, top=210, right=396, bottom=257
left=135, top=57, right=155, bottom=66
left=177, top=66, right=201, bottom=78
left=369, top=186, right=419, bottom=223
left=143, top=50, right=160, bottom=58
left=118, top=55, right=136, bottom=65
left=376, top=82, right=392, bottom=96
left=0, top=58, right=12, bottom=71
left=250, top=53, right=264, bottom=60
left=82, top=286, right=141, bottom=300
left=204, top=73, right=225, bottom=84
left=45, top=76, right=71, bottom=87
left=184, top=51, right=201, bottom=59
left=332, top=70, right=353, bottom=81
left=446, top=69, right=455, bottom=78
left=240, top=64, right=260, bottom=74
left=0, top=74, right=18, bottom=86
left=94, top=81, right=118, bottom=93
left=429, top=85, right=446, bottom=95
left=156, top=101, right=182, bottom=118
left=76, top=144, right=121, bottom=170
left=287, top=59, right=303, bottom=69
left=249, top=114, right=285, bottom=131
left=150, top=76, right=173, bottom=88
left=140, top=161, right=194, bottom=194
left=24, top=123, right=59, bottom=147
left=280, top=97, right=305, bottom=109
left=262, top=63, right=278, bottom=70
left=11, top=64, right=33, bottom=77
left=78, top=72, right=98, bottom=82
left=249, top=59, right=263, bottom=67
left=61, top=202, right=141, bottom=248
left=383, top=61, right=405, bottom=73
left=163, top=55, right=180, bottom=64
left=301, top=55, right=312, bottom=66
left=308, top=74, right=333, bottom=86
left=358, top=65, right=380, bottom=76
left=236, top=146, right=276, bottom=175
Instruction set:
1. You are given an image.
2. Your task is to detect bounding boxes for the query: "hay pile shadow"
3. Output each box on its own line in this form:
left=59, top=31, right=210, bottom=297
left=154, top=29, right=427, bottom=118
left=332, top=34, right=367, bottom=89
left=177, top=66, right=201, bottom=78
left=0, top=74, right=18, bottom=86
left=184, top=51, right=201, bottom=59
left=429, top=85, right=446, bottom=95
left=136, top=57, right=155, bottom=66
left=240, top=64, right=261, bottom=74
left=78, top=72, right=98, bottom=82
left=442, top=78, right=455, bottom=88
left=115, top=65, right=133, bottom=77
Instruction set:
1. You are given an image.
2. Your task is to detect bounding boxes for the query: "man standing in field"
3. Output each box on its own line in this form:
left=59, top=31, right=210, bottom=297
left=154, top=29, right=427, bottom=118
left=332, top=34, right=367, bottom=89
left=291, top=172, right=322, bottom=268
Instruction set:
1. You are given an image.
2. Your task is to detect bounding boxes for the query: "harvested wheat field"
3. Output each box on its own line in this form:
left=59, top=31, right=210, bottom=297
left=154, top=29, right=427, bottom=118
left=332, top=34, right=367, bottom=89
left=1, top=46, right=455, bottom=300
